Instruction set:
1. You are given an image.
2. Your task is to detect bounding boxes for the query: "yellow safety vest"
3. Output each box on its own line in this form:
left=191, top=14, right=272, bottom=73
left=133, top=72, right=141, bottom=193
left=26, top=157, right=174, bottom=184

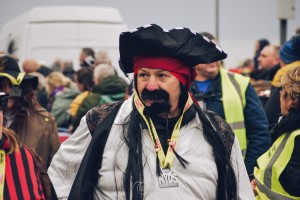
left=254, top=130, right=300, bottom=200
left=220, top=68, right=249, bottom=156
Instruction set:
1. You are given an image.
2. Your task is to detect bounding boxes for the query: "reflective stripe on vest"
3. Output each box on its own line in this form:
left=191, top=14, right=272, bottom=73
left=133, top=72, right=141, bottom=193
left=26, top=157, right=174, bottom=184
left=220, top=68, right=249, bottom=156
left=254, top=130, right=300, bottom=199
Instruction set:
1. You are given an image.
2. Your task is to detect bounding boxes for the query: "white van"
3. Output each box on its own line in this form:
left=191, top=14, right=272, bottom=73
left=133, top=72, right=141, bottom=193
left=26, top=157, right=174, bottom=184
left=0, top=6, right=128, bottom=79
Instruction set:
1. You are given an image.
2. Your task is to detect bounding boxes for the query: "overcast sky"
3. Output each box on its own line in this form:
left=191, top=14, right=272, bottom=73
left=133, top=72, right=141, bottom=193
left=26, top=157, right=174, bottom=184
left=0, top=0, right=299, bottom=68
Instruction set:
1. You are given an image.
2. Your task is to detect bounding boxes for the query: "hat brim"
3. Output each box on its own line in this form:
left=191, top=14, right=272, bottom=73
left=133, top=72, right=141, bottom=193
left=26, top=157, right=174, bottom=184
left=119, top=24, right=227, bottom=74
left=0, top=70, right=38, bottom=89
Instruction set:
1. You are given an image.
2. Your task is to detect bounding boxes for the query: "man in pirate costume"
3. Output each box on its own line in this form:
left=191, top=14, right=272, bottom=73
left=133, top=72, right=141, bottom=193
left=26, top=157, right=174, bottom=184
left=48, top=24, right=254, bottom=199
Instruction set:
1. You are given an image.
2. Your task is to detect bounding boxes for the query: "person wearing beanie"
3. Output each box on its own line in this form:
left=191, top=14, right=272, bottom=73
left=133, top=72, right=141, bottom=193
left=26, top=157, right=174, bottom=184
left=48, top=24, right=253, bottom=199
left=272, top=34, right=300, bottom=87
left=265, top=34, right=300, bottom=127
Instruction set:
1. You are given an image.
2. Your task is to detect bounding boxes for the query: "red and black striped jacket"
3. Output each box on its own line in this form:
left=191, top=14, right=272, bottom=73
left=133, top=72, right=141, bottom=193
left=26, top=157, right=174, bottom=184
left=1, top=136, right=46, bottom=200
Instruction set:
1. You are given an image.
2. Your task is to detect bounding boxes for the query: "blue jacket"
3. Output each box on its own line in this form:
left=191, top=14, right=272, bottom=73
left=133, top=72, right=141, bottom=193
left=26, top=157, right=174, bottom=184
left=190, top=72, right=270, bottom=179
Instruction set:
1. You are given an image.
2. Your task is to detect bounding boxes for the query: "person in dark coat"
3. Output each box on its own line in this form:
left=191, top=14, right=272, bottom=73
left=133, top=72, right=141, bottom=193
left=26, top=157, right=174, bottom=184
left=253, top=39, right=270, bottom=72
left=190, top=32, right=270, bottom=180
left=71, top=63, right=127, bottom=130
left=264, top=34, right=300, bottom=127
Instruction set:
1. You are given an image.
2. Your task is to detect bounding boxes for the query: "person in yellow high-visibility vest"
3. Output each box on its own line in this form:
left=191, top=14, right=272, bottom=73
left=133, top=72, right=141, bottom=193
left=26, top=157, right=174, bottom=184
left=252, top=65, right=300, bottom=199
left=264, top=34, right=300, bottom=128
left=190, top=32, right=270, bottom=180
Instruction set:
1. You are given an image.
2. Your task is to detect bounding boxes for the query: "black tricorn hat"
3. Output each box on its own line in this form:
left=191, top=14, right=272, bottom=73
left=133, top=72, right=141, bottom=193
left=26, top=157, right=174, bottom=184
left=119, top=24, right=227, bottom=74
left=0, top=54, right=38, bottom=89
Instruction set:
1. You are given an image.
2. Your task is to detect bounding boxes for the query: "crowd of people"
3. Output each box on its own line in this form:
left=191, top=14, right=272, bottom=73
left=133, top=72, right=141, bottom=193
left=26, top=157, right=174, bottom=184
left=0, top=23, right=299, bottom=199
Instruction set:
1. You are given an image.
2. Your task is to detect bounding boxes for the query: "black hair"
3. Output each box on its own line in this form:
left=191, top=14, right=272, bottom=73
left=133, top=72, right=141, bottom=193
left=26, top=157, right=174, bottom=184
left=82, top=47, right=95, bottom=58
left=122, top=82, right=237, bottom=200
left=75, top=67, right=94, bottom=91
left=5, top=80, right=39, bottom=133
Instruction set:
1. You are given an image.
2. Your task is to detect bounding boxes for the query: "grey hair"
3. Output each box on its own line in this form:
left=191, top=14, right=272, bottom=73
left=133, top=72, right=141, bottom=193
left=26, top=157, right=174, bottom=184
left=95, top=50, right=112, bottom=65
left=93, top=63, right=115, bottom=84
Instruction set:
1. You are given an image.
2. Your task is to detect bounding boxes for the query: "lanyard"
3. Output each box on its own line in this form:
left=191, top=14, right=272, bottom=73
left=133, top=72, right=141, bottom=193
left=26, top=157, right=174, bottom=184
left=134, top=92, right=193, bottom=169
left=0, top=150, right=5, bottom=200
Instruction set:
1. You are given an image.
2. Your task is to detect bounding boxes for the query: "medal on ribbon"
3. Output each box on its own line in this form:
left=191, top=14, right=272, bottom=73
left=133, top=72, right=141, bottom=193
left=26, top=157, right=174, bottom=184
left=134, top=92, right=193, bottom=188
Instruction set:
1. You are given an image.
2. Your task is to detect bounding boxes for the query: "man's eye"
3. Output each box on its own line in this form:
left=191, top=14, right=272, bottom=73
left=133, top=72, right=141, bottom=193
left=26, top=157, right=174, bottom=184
left=158, top=74, right=167, bottom=78
left=138, top=73, right=148, bottom=77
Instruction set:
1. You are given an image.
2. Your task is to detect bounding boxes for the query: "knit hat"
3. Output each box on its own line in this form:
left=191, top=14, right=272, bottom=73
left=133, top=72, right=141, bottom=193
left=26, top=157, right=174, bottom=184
left=280, top=34, right=300, bottom=64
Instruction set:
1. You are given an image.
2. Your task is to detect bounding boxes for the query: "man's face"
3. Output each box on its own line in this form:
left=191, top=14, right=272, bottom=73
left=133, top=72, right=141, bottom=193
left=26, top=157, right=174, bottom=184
left=195, top=61, right=220, bottom=81
left=136, top=68, right=181, bottom=117
left=258, top=46, right=278, bottom=70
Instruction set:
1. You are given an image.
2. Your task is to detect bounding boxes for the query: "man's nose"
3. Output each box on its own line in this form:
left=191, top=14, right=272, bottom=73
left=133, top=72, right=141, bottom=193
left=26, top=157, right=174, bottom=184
left=146, top=77, right=159, bottom=91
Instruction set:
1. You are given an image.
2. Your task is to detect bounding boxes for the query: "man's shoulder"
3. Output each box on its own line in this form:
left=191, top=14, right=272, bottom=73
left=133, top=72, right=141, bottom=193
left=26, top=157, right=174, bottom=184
left=86, top=100, right=124, bottom=135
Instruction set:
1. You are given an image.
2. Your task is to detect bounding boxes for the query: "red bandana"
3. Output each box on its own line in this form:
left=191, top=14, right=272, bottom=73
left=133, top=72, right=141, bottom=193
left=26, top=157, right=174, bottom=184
left=133, top=56, right=196, bottom=90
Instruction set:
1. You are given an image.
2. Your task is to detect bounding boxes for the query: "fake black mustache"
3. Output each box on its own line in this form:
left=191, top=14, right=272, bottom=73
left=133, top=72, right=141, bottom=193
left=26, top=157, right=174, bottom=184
left=141, top=89, right=171, bottom=117
left=141, top=88, right=169, bottom=101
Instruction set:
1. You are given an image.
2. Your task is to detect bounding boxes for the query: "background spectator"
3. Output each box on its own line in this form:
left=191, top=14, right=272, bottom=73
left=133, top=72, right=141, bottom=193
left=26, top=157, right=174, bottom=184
left=252, top=65, right=300, bottom=198
left=79, top=47, right=95, bottom=68
left=190, top=32, right=270, bottom=179
left=0, top=92, right=52, bottom=199
left=71, top=63, right=127, bottom=130
left=0, top=54, right=60, bottom=168
left=265, top=34, right=300, bottom=127
left=253, top=39, right=270, bottom=72
left=46, top=71, right=79, bottom=129
left=94, top=50, right=112, bottom=66
left=70, top=67, right=94, bottom=131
